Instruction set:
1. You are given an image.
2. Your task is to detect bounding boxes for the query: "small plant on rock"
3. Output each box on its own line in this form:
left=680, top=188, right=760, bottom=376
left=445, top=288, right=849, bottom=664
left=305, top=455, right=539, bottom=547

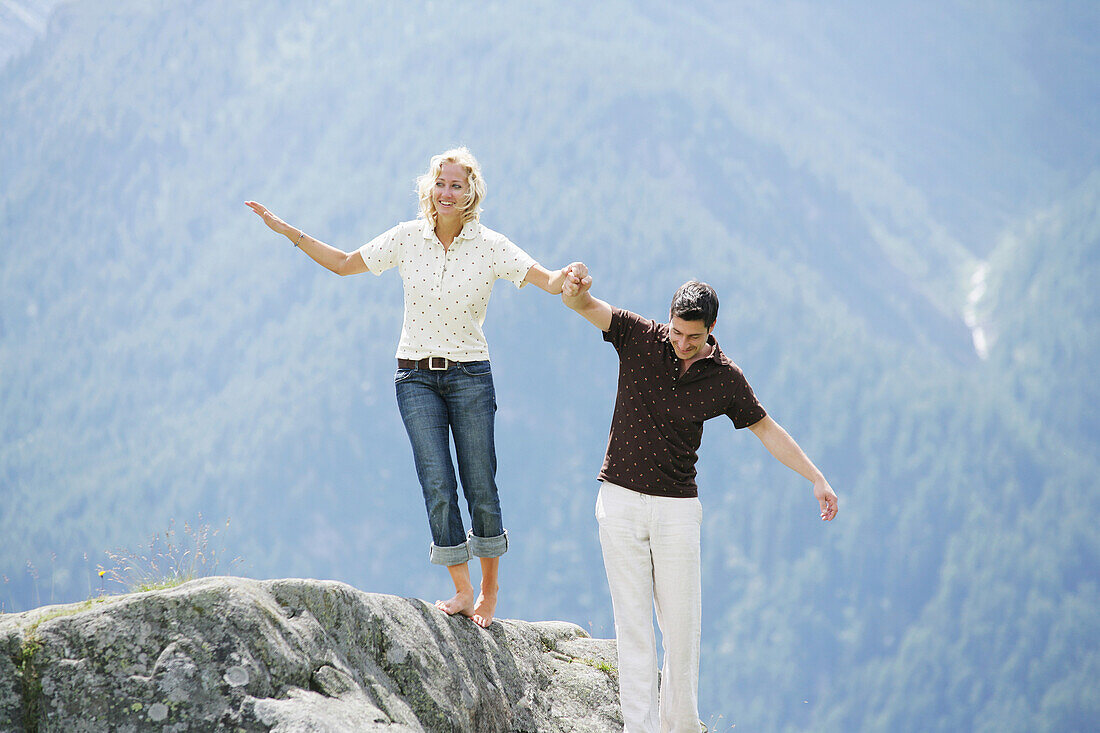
left=103, top=515, right=242, bottom=594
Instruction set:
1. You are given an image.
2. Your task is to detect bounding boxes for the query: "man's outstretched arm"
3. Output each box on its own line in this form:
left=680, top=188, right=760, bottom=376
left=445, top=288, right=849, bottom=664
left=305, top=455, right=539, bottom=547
left=561, top=264, right=613, bottom=331
left=748, top=416, right=839, bottom=521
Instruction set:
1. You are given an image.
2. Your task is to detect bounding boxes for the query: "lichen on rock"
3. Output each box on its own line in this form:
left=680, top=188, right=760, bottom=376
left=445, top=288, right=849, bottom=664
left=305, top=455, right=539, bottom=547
left=0, top=576, right=621, bottom=732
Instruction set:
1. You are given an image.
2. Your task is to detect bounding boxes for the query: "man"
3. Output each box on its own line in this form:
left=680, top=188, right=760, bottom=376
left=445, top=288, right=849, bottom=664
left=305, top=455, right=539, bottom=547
left=561, top=273, right=838, bottom=732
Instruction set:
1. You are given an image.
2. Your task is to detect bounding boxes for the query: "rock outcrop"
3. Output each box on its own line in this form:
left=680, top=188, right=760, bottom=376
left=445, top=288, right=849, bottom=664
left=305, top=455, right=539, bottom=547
left=0, top=577, right=621, bottom=732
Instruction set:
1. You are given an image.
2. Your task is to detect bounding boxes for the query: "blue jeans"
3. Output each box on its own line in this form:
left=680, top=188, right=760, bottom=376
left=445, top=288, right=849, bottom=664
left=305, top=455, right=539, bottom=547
left=394, top=360, right=508, bottom=566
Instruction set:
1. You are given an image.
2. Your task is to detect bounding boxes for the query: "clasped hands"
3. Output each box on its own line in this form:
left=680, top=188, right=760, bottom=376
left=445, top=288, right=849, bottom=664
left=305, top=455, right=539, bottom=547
left=561, top=262, right=593, bottom=298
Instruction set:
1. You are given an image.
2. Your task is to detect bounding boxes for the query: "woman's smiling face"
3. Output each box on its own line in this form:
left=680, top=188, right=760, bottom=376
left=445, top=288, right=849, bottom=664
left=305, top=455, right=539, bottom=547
left=432, top=161, right=470, bottom=220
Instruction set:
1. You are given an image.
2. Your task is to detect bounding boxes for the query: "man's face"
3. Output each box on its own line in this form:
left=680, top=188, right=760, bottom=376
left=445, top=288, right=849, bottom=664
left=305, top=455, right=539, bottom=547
left=668, top=316, right=712, bottom=360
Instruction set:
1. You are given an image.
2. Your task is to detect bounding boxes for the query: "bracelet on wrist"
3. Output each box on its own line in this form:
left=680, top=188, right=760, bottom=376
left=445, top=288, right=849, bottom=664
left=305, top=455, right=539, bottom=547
left=294, top=230, right=305, bottom=248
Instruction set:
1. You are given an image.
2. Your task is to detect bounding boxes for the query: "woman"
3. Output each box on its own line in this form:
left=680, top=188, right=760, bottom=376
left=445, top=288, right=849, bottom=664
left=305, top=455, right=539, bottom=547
left=246, top=147, right=584, bottom=627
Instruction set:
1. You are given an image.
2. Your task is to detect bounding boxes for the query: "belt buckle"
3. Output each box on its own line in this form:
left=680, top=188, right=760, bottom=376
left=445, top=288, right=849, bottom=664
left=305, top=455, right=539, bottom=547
left=428, top=356, right=448, bottom=371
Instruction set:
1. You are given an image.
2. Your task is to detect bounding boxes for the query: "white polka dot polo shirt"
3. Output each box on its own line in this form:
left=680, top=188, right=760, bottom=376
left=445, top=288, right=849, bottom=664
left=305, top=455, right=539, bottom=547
left=356, top=219, right=537, bottom=361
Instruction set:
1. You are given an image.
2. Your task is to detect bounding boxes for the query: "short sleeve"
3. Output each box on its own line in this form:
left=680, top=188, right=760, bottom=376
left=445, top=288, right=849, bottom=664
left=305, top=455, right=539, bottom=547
left=356, top=223, right=404, bottom=277
left=602, top=308, right=653, bottom=352
left=493, top=235, right=538, bottom=288
left=725, top=366, right=767, bottom=429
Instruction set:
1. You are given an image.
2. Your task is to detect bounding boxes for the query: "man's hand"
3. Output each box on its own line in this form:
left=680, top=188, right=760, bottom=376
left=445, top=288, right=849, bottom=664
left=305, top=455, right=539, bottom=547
left=749, top=416, right=839, bottom=521
left=560, top=263, right=610, bottom=330
left=562, top=262, right=592, bottom=298
left=814, top=476, right=838, bottom=521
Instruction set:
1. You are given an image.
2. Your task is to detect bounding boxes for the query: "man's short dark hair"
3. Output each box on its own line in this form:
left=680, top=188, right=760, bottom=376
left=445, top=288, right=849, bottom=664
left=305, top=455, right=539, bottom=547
left=670, top=280, right=718, bottom=329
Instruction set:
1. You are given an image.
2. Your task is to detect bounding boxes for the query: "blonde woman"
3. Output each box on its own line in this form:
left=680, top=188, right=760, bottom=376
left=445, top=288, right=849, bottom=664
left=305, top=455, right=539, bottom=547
left=247, top=148, right=585, bottom=627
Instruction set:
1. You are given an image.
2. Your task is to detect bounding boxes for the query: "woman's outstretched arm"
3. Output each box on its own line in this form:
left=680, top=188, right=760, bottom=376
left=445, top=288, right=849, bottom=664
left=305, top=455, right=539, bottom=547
left=523, top=261, right=587, bottom=294
left=246, top=201, right=368, bottom=276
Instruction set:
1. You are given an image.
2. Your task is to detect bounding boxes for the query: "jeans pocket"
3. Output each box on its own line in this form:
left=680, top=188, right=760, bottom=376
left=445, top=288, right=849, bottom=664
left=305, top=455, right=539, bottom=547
left=394, top=368, right=415, bottom=384
left=459, top=360, right=491, bottom=377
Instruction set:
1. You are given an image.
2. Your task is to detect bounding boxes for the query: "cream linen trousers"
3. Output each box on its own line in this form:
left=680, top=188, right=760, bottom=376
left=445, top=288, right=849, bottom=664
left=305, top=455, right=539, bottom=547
left=596, top=481, right=703, bottom=733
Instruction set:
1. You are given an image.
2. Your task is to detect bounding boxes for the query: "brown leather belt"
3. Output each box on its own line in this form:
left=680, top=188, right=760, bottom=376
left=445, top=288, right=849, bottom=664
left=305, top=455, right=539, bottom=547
left=398, top=357, right=457, bottom=371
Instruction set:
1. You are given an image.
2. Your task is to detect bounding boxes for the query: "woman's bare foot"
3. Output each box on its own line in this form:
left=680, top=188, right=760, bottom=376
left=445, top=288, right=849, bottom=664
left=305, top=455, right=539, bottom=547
left=471, top=557, right=501, bottom=628
left=438, top=562, right=477, bottom=617
left=471, top=589, right=498, bottom=628
left=435, top=588, right=476, bottom=617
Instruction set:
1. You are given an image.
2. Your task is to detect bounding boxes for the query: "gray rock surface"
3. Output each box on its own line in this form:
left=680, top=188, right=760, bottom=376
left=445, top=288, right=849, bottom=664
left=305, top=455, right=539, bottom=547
left=0, top=577, right=621, bottom=732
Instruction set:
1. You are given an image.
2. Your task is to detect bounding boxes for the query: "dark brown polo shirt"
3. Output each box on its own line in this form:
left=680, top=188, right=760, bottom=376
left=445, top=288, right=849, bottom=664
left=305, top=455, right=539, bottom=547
left=598, top=308, right=767, bottom=498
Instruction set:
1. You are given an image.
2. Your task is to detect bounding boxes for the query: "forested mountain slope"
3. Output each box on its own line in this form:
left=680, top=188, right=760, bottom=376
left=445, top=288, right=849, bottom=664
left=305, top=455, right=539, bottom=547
left=2, top=1, right=1096, bottom=728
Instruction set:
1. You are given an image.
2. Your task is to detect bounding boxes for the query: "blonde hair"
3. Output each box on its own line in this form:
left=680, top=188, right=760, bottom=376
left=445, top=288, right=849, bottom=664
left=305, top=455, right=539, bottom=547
left=416, top=147, right=486, bottom=226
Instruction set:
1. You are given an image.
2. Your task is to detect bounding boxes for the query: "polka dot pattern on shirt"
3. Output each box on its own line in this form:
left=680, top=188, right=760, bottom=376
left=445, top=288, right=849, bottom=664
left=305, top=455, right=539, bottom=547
left=597, top=308, right=767, bottom=498
left=357, top=219, right=536, bottom=360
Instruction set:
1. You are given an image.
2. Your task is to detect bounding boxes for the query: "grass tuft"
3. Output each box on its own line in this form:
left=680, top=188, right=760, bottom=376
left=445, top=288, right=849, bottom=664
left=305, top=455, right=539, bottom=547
left=102, top=515, right=242, bottom=595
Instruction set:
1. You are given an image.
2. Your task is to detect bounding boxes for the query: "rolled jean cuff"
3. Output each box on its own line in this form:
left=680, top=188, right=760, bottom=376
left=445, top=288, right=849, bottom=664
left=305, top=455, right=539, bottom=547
left=467, top=529, right=508, bottom=559
left=429, top=541, right=472, bottom=566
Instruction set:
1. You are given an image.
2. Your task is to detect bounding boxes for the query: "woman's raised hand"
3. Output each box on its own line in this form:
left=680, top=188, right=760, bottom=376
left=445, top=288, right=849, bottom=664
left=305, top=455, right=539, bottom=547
left=245, top=201, right=295, bottom=238
left=562, top=262, right=592, bottom=298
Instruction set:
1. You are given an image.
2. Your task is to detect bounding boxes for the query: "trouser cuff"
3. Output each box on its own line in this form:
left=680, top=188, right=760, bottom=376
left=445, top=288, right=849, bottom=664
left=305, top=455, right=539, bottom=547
left=429, top=541, right=472, bottom=566
left=467, top=529, right=508, bottom=558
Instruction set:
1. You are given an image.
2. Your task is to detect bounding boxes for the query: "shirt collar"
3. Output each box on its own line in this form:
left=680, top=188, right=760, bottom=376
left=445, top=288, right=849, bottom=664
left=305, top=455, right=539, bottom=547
left=708, top=336, right=732, bottom=366
left=421, top=218, right=481, bottom=245
left=663, top=332, right=727, bottom=377
left=457, top=219, right=480, bottom=240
